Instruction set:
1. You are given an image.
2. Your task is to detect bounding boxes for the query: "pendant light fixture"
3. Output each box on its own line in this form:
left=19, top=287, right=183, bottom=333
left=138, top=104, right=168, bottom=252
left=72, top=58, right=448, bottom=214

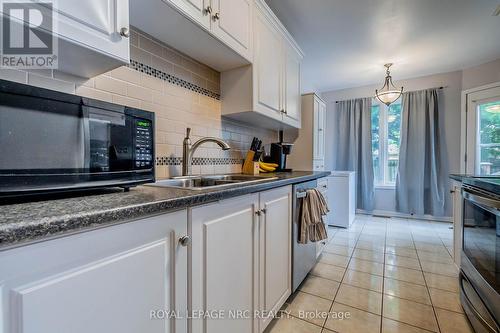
left=375, top=63, right=403, bottom=106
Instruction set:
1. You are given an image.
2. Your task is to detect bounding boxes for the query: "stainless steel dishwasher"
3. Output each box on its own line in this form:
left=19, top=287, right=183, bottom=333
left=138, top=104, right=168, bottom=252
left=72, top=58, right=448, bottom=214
left=292, top=179, right=318, bottom=292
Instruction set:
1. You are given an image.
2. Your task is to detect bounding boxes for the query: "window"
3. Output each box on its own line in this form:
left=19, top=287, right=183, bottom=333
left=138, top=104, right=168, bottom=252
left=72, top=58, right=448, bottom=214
left=477, top=101, right=500, bottom=175
left=371, top=100, right=402, bottom=187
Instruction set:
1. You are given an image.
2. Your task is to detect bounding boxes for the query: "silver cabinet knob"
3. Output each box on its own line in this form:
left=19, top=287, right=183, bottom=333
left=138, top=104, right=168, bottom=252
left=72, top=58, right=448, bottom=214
left=213, top=12, right=220, bottom=20
left=261, top=208, right=267, bottom=214
left=179, top=235, right=190, bottom=247
left=255, top=210, right=261, bottom=216
left=120, top=27, right=130, bottom=38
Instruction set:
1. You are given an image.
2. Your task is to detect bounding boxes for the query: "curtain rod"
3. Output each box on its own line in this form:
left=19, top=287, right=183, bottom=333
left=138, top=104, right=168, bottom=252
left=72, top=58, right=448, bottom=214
left=334, top=86, right=447, bottom=103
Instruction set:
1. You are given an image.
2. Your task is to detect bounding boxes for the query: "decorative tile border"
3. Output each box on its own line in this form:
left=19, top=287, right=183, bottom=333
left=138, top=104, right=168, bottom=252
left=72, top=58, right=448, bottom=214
left=156, top=156, right=242, bottom=166
left=128, top=60, right=221, bottom=100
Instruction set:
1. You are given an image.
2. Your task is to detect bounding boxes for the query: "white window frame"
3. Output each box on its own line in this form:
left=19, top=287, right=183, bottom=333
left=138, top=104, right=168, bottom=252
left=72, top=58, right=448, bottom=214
left=373, top=99, right=401, bottom=188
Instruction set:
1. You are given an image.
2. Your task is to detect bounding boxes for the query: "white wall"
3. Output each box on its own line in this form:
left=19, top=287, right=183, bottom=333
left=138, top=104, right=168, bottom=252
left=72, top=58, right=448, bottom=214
left=322, top=70, right=463, bottom=218
left=462, top=58, right=500, bottom=91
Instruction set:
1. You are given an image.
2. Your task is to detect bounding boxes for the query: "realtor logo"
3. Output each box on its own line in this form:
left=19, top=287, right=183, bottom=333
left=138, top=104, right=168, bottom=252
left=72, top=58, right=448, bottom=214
left=1, top=0, right=58, bottom=69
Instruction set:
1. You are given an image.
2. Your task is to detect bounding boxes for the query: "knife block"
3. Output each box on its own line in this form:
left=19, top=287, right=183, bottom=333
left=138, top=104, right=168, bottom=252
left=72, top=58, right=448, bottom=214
left=242, top=151, right=259, bottom=175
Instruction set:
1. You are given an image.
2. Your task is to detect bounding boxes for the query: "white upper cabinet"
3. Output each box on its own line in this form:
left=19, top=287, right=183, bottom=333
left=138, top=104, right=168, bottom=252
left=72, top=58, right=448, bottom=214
left=220, top=0, right=304, bottom=129
left=45, top=0, right=129, bottom=77
left=211, top=0, right=253, bottom=60
left=254, top=8, right=283, bottom=120
left=0, top=210, right=188, bottom=333
left=283, top=43, right=301, bottom=128
left=167, top=0, right=211, bottom=29
left=131, top=0, right=252, bottom=71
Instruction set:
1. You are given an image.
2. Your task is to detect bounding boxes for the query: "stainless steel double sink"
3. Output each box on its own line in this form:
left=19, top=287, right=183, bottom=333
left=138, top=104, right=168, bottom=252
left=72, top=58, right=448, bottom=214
left=149, top=174, right=278, bottom=190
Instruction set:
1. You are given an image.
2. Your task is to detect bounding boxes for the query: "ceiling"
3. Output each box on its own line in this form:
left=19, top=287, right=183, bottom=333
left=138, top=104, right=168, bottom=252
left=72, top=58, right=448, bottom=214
left=265, top=0, right=500, bottom=93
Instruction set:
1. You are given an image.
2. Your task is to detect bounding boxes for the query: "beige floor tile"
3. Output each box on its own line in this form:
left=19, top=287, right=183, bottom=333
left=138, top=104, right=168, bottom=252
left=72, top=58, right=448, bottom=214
left=383, top=278, right=431, bottom=304
left=423, top=272, right=459, bottom=293
left=287, top=292, right=332, bottom=327
left=324, top=302, right=381, bottom=333
left=335, top=284, right=382, bottom=315
left=384, top=265, right=425, bottom=285
left=342, top=269, right=383, bottom=292
left=348, top=258, right=384, bottom=276
left=319, top=253, right=350, bottom=268
left=265, top=315, right=322, bottom=333
left=331, top=237, right=358, bottom=248
left=383, top=295, right=439, bottom=332
left=382, top=318, right=434, bottom=333
left=385, top=246, right=418, bottom=258
left=356, top=240, right=385, bottom=252
left=435, top=308, right=474, bottom=333
left=385, top=238, right=415, bottom=249
left=417, top=250, right=454, bottom=264
left=385, top=254, right=421, bottom=270
left=299, top=275, right=340, bottom=300
left=324, top=244, right=354, bottom=256
left=428, top=288, right=463, bottom=313
left=420, top=261, right=458, bottom=277
left=352, top=248, right=385, bottom=263
left=311, top=263, right=346, bottom=282
left=414, top=243, right=449, bottom=255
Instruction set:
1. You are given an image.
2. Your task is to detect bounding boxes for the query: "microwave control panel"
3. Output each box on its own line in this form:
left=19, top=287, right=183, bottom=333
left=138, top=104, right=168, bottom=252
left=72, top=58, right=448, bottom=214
left=135, top=120, right=153, bottom=168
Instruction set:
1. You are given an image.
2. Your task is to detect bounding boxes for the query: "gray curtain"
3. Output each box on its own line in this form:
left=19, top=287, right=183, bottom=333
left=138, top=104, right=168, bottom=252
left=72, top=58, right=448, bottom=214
left=396, top=88, right=445, bottom=216
left=332, top=98, right=374, bottom=211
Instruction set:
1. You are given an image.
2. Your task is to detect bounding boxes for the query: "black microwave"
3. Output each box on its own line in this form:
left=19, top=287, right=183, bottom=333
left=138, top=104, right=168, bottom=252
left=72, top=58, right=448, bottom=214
left=0, top=79, right=155, bottom=198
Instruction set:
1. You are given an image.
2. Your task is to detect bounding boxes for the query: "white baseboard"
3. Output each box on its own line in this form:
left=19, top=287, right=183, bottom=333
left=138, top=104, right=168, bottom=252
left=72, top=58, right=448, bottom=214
left=356, top=209, right=452, bottom=223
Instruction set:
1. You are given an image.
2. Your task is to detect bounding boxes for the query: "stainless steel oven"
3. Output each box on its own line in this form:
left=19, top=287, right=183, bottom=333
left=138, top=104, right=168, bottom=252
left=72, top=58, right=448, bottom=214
left=461, top=184, right=500, bottom=333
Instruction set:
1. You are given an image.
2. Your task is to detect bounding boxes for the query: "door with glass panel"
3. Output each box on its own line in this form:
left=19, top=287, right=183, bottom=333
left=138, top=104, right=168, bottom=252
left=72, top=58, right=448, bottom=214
left=465, top=86, right=500, bottom=175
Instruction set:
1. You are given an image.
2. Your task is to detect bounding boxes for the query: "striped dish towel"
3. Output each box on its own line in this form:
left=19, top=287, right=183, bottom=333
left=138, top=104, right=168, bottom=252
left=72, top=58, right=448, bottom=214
left=298, top=189, right=329, bottom=244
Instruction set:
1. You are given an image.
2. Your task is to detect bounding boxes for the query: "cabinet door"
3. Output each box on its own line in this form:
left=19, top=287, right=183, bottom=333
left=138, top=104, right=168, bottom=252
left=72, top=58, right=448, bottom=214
left=318, top=102, right=326, bottom=159
left=211, top=0, right=252, bottom=61
left=55, top=0, right=129, bottom=61
left=259, top=186, right=292, bottom=331
left=253, top=7, right=283, bottom=121
left=0, top=211, right=188, bottom=333
left=191, top=194, right=260, bottom=333
left=166, top=0, right=211, bottom=29
left=282, top=44, right=301, bottom=128
left=314, top=100, right=326, bottom=160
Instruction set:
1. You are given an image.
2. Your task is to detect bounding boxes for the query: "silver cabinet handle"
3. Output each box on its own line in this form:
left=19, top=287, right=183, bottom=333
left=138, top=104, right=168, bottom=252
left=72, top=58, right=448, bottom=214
left=179, top=235, right=190, bottom=247
left=255, top=210, right=261, bottom=216
left=204, top=5, right=212, bottom=14
left=261, top=208, right=267, bottom=214
left=213, top=12, right=220, bottom=20
left=119, top=27, right=130, bottom=38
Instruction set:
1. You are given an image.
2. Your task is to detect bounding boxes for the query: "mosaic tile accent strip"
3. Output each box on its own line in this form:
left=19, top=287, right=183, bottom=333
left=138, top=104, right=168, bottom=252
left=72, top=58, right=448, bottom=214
left=129, top=60, right=220, bottom=100
left=156, top=156, right=243, bottom=166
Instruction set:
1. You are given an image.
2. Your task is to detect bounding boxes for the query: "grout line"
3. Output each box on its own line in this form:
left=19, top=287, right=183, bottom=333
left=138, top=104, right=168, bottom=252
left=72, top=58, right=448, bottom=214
left=322, top=220, right=365, bottom=330
left=414, top=224, right=443, bottom=333
left=379, top=218, right=388, bottom=333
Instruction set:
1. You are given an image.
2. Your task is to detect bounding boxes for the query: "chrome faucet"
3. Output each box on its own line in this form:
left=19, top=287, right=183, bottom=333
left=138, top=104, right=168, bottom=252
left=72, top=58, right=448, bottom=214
left=182, top=128, right=231, bottom=176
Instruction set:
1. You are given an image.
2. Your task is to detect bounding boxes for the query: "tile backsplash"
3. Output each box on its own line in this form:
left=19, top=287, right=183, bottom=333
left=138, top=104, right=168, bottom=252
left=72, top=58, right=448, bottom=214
left=0, top=27, right=277, bottom=179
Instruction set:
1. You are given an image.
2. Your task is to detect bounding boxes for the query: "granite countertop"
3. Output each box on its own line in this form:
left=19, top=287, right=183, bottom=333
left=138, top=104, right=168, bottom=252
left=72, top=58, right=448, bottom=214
left=0, top=171, right=330, bottom=250
left=449, top=173, right=500, bottom=194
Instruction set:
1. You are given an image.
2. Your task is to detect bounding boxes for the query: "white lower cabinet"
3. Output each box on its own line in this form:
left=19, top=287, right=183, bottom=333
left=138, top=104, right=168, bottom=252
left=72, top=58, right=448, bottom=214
left=190, top=193, right=260, bottom=333
left=0, top=210, right=188, bottom=333
left=258, top=186, right=292, bottom=331
left=189, top=186, right=292, bottom=333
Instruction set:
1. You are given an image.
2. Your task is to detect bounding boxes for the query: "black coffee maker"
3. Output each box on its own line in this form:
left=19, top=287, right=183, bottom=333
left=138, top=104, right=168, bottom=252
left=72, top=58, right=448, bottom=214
left=267, top=131, right=293, bottom=171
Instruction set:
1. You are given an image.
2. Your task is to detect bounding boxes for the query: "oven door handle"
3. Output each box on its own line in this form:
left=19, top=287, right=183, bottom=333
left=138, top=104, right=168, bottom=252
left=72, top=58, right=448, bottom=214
left=462, top=188, right=500, bottom=214
left=296, top=190, right=307, bottom=199
left=460, top=273, right=500, bottom=333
